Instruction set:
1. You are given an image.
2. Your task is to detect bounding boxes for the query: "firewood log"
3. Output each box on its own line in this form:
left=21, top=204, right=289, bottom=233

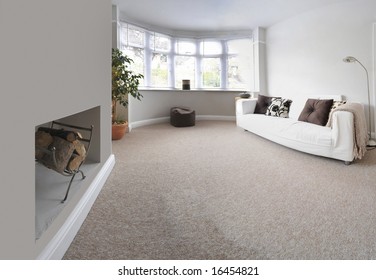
left=35, top=130, right=53, bottom=159
left=73, top=140, right=86, bottom=157
left=40, top=136, right=75, bottom=174
left=67, top=154, right=85, bottom=171
left=38, top=127, right=78, bottom=142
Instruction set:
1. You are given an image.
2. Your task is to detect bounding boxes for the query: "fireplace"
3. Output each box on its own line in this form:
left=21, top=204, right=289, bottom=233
left=35, top=106, right=101, bottom=240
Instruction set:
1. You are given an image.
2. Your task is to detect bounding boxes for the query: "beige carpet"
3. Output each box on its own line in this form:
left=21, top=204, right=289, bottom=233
left=63, top=121, right=376, bottom=260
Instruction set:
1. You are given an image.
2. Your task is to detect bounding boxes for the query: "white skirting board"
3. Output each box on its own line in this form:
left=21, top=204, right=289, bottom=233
left=36, top=154, right=116, bottom=260
left=129, top=115, right=235, bottom=131
left=129, top=117, right=170, bottom=130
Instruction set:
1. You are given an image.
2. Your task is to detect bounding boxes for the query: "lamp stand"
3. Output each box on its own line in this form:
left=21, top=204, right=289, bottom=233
left=343, top=56, right=376, bottom=148
left=368, top=138, right=376, bottom=147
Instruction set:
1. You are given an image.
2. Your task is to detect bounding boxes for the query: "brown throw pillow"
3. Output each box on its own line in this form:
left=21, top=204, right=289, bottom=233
left=254, top=94, right=279, bottom=114
left=298, top=99, right=334, bottom=126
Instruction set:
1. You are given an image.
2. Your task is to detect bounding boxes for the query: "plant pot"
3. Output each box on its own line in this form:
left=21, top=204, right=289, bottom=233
left=112, top=122, right=128, bottom=140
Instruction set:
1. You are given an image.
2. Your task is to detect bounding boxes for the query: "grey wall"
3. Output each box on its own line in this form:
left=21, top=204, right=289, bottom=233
left=128, top=90, right=242, bottom=126
left=0, top=0, right=112, bottom=259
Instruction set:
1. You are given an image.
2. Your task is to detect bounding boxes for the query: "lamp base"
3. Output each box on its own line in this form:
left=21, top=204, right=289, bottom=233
left=367, top=139, right=376, bottom=147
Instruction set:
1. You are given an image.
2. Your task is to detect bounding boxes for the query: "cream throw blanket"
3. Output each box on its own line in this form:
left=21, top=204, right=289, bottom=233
left=326, top=102, right=368, bottom=159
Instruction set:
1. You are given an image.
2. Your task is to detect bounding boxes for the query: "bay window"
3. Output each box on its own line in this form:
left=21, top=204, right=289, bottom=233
left=120, top=22, right=253, bottom=90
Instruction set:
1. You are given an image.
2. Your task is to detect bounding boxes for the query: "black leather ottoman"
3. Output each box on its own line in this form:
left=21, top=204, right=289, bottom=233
left=170, top=107, right=196, bottom=127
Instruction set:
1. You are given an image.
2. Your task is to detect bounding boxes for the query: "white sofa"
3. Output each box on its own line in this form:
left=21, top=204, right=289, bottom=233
left=236, top=95, right=357, bottom=164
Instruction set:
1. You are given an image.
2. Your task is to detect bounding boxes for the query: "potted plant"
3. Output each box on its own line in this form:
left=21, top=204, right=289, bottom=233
left=111, top=48, right=143, bottom=140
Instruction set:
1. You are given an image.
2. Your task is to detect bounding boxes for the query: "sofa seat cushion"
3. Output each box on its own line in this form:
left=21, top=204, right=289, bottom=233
left=283, top=120, right=332, bottom=147
left=240, top=114, right=332, bottom=147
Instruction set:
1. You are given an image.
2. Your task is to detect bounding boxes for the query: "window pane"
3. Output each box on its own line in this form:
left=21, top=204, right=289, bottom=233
left=175, top=56, right=195, bottom=89
left=120, top=24, right=144, bottom=47
left=120, top=25, right=128, bottom=47
left=227, top=39, right=253, bottom=90
left=200, top=41, right=222, bottom=55
left=176, top=40, right=196, bottom=55
left=151, top=53, right=168, bottom=87
left=202, top=58, right=220, bottom=88
left=121, top=46, right=145, bottom=86
left=128, top=26, right=144, bottom=47
left=150, top=34, right=171, bottom=52
left=227, top=55, right=252, bottom=89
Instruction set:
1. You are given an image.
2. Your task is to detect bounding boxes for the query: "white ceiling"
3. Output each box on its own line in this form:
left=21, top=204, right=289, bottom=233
left=112, top=0, right=349, bottom=33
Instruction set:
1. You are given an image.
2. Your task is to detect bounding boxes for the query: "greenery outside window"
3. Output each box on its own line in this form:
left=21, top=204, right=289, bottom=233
left=202, top=57, right=221, bottom=88
left=151, top=53, right=168, bottom=87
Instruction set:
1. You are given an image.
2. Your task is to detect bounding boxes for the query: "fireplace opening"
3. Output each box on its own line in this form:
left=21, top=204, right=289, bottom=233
left=35, top=121, right=94, bottom=203
left=35, top=106, right=101, bottom=240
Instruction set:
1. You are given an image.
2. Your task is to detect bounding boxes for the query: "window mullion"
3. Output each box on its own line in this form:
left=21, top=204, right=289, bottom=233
left=195, top=40, right=202, bottom=89
left=169, top=38, right=176, bottom=89
left=220, top=40, right=227, bottom=89
left=144, top=32, right=152, bottom=87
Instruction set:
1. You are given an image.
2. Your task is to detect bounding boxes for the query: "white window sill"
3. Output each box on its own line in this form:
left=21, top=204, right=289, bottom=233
left=138, top=87, right=249, bottom=93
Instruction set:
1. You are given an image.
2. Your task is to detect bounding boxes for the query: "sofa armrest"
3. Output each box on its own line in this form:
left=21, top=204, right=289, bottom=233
left=236, top=98, right=257, bottom=115
left=331, top=111, right=354, bottom=149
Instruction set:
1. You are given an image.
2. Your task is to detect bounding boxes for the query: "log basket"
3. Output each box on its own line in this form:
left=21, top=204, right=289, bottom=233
left=35, top=121, right=94, bottom=203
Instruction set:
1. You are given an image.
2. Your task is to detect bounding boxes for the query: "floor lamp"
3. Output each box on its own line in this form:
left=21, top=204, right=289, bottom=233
left=343, top=56, right=376, bottom=147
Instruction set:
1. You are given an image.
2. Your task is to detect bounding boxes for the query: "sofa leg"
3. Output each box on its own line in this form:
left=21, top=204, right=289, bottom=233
left=344, top=161, right=352, bottom=165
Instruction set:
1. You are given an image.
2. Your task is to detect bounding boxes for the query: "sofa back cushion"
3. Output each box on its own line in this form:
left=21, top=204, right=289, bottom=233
left=298, top=99, right=334, bottom=126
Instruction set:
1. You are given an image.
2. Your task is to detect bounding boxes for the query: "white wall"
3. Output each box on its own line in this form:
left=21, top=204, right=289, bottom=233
left=0, top=0, right=112, bottom=259
left=266, top=0, right=376, bottom=132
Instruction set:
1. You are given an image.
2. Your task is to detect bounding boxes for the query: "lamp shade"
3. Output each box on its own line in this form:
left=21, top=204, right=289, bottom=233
left=343, top=56, right=357, bottom=63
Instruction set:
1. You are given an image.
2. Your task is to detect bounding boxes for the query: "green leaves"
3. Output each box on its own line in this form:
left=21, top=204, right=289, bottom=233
left=112, top=48, right=144, bottom=109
